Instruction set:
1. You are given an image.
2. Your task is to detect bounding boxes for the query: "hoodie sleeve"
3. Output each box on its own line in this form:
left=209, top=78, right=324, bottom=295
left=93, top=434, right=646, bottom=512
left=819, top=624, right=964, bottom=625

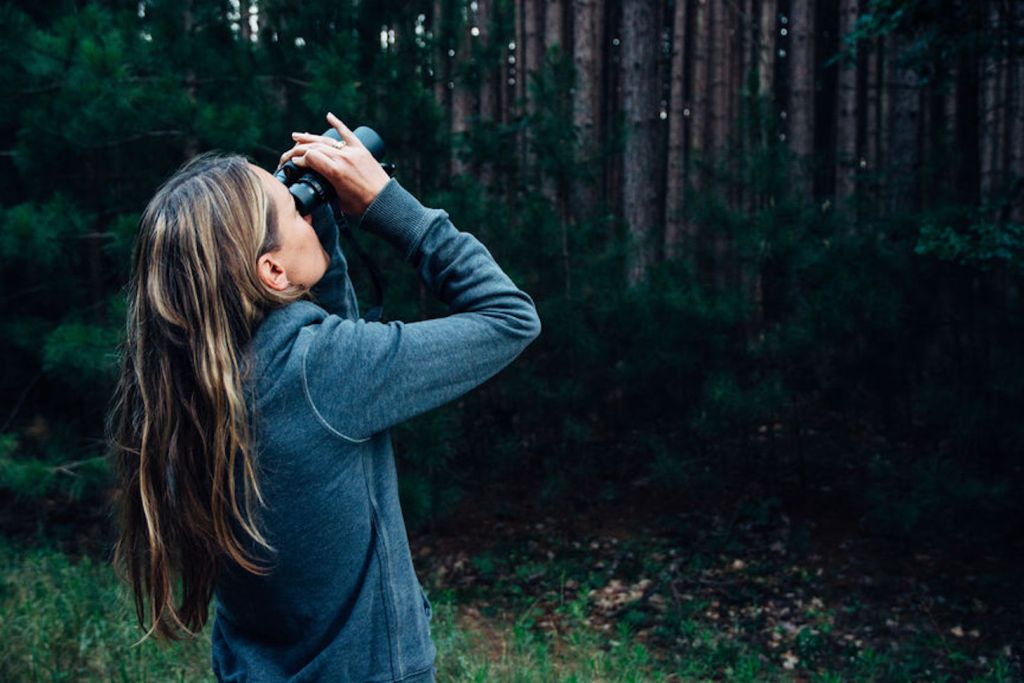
left=299, top=178, right=542, bottom=443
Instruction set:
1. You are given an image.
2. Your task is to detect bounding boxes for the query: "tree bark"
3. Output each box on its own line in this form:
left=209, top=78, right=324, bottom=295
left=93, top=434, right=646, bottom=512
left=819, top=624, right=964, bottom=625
left=621, top=0, right=662, bottom=285
left=998, top=11, right=1012, bottom=203
left=835, top=0, right=859, bottom=204
left=524, top=0, right=543, bottom=176
left=691, top=0, right=710, bottom=187
left=665, top=0, right=688, bottom=260
left=478, top=0, right=498, bottom=187
left=758, top=0, right=777, bottom=99
left=524, top=0, right=543, bottom=115
left=886, top=29, right=920, bottom=212
left=434, top=0, right=454, bottom=178
left=864, top=34, right=879, bottom=191
left=541, top=0, right=563, bottom=201
left=709, top=0, right=729, bottom=153
left=545, top=0, right=564, bottom=49
left=514, top=0, right=527, bottom=173
left=1011, top=4, right=1024, bottom=222
left=571, top=0, right=602, bottom=222
left=603, top=2, right=624, bottom=220
left=787, top=0, right=814, bottom=195
left=452, top=0, right=474, bottom=176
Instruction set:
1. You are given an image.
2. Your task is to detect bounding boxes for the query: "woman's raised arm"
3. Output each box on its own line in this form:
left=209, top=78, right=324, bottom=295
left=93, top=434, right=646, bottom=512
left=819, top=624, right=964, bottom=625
left=299, top=177, right=541, bottom=443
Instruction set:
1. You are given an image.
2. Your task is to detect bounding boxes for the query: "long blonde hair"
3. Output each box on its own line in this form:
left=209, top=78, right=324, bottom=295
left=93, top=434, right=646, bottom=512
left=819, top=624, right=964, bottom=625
left=108, top=152, right=307, bottom=642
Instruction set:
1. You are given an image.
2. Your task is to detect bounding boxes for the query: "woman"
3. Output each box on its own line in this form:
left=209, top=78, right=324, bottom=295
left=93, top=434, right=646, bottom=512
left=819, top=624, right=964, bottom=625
left=108, top=113, right=542, bottom=682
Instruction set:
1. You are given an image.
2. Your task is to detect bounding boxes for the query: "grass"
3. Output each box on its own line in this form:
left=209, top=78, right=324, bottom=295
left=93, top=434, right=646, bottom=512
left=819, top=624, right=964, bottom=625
left=0, top=531, right=1019, bottom=682
left=0, top=535, right=668, bottom=682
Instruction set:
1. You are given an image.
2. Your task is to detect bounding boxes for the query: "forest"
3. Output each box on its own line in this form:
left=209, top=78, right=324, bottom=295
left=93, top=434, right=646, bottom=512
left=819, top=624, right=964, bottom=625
left=0, top=0, right=1021, bottom=680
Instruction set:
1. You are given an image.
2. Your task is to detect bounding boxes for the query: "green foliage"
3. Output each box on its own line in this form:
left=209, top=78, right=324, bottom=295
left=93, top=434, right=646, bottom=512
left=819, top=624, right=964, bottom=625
left=0, top=536, right=677, bottom=682
left=865, top=455, right=1014, bottom=544
left=0, top=535, right=216, bottom=681
left=42, top=319, right=120, bottom=387
left=831, top=1, right=1016, bottom=83
left=0, top=0, right=1020, bottom=552
left=0, top=425, right=109, bottom=503
left=916, top=208, right=1024, bottom=270
left=0, top=195, right=91, bottom=270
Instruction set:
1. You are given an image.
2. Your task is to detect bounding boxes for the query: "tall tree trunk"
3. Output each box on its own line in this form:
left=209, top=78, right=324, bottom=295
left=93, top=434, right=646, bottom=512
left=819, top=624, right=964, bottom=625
left=524, top=0, right=543, bottom=114
left=545, top=0, right=563, bottom=49
left=541, top=0, right=563, bottom=201
left=920, top=71, right=945, bottom=209
left=238, top=1, right=251, bottom=43
left=514, top=0, right=527, bottom=176
left=524, top=0, right=543, bottom=176
left=740, top=0, right=763, bottom=340
left=452, top=0, right=474, bottom=176
left=479, top=0, right=498, bottom=187
left=997, top=12, right=1012, bottom=205
left=943, top=60, right=958, bottom=166
left=886, top=29, right=920, bottom=212
left=434, top=0, right=454, bottom=178
left=622, top=0, right=662, bottom=285
left=687, top=0, right=710, bottom=280
left=708, top=0, right=731, bottom=290
left=864, top=34, right=879, bottom=197
left=604, top=2, right=624, bottom=219
left=980, top=0, right=1010, bottom=204
left=757, top=0, right=778, bottom=214
left=1011, top=5, right=1024, bottom=223
left=954, top=26, right=980, bottom=205
left=729, top=0, right=746, bottom=208
left=709, top=0, right=729, bottom=153
left=787, top=0, right=814, bottom=196
left=758, top=0, right=777, bottom=99
left=691, top=0, right=710, bottom=186
left=664, top=0, right=688, bottom=260
left=571, top=0, right=602, bottom=223
left=739, top=0, right=755, bottom=210
left=835, top=0, right=859, bottom=204
left=869, top=35, right=889, bottom=206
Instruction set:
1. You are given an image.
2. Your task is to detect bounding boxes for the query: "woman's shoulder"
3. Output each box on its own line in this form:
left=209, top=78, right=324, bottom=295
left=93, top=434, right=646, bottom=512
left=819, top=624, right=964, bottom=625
left=260, top=299, right=328, bottom=330
left=247, top=300, right=329, bottom=372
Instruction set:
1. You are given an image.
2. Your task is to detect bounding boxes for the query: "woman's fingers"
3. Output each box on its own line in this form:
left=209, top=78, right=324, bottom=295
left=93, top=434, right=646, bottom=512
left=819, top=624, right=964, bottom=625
left=326, top=112, right=361, bottom=147
left=276, top=119, right=387, bottom=215
left=279, top=114, right=360, bottom=168
left=291, top=142, right=344, bottom=168
left=288, top=114, right=362, bottom=152
left=280, top=142, right=312, bottom=166
left=281, top=140, right=346, bottom=167
left=290, top=132, right=324, bottom=144
left=293, top=145, right=361, bottom=188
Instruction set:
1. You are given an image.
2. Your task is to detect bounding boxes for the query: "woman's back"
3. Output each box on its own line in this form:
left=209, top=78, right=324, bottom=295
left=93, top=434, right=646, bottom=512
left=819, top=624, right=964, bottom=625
left=211, top=178, right=540, bottom=682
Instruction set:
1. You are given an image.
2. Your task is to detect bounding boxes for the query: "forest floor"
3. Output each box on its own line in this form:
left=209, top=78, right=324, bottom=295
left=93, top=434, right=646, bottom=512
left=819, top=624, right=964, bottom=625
left=0, top=473, right=1021, bottom=681
left=411, top=479, right=1023, bottom=682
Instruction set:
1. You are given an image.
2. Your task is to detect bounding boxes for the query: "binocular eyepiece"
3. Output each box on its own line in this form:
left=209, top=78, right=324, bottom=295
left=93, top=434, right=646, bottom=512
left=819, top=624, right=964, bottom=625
left=274, top=125, right=392, bottom=216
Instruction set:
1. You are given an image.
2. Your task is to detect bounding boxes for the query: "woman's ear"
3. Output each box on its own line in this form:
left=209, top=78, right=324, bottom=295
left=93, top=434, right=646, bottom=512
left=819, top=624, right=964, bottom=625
left=258, top=252, right=290, bottom=292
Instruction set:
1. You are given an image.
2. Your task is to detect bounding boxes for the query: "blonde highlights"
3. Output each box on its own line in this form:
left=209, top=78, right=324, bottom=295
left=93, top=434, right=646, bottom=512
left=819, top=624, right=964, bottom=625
left=108, top=153, right=306, bottom=642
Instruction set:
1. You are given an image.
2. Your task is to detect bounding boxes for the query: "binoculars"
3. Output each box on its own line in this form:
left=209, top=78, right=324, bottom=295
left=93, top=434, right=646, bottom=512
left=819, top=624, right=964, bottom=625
left=273, top=125, right=394, bottom=217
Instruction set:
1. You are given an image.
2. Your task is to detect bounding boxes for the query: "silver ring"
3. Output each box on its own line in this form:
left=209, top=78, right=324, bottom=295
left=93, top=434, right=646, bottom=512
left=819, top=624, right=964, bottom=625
left=331, top=139, right=347, bottom=150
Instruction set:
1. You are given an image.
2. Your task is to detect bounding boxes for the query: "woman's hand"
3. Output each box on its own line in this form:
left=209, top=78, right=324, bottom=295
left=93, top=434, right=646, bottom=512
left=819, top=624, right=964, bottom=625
left=278, top=112, right=390, bottom=217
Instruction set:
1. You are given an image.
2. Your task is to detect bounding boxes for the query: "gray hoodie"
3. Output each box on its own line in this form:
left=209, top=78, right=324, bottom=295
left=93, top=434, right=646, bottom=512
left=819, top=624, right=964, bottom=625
left=210, top=178, right=541, bottom=682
